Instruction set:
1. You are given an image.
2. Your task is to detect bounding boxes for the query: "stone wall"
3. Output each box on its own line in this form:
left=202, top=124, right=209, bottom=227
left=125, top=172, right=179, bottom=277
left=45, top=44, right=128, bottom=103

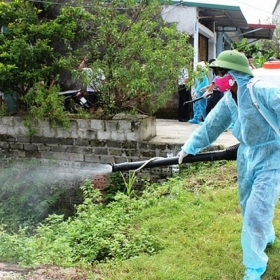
left=0, top=115, right=182, bottom=192
left=0, top=115, right=160, bottom=162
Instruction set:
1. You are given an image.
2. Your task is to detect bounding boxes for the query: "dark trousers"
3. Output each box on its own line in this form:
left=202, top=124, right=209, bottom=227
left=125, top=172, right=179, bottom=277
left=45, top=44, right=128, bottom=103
left=206, top=90, right=224, bottom=116
left=178, top=85, right=192, bottom=121
left=86, top=91, right=99, bottom=106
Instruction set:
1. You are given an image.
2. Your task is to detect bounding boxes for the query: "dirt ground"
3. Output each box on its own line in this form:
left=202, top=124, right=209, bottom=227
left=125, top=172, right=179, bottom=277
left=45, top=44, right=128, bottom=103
left=0, top=262, right=92, bottom=279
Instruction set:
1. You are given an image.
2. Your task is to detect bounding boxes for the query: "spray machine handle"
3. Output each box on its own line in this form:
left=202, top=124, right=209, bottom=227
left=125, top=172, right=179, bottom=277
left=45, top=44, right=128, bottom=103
left=183, top=93, right=213, bottom=105
left=111, top=143, right=240, bottom=172
left=183, top=96, right=203, bottom=105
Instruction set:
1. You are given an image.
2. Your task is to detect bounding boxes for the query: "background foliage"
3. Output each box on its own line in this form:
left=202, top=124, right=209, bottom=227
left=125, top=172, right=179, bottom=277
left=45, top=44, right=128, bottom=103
left=232, top=33, right=280, bottom=68
left=69, top=0, right=194, bottom=116
left=0, top=0, right=194, bottom=120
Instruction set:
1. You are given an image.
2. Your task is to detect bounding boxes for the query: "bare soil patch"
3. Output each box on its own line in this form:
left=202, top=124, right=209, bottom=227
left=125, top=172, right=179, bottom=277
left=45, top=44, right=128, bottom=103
left=0, top=262, right=91, bottom=279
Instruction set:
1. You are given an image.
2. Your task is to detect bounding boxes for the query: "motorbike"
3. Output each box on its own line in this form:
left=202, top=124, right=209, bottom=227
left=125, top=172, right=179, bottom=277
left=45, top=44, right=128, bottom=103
left=59, top=89, right=90, bottom=113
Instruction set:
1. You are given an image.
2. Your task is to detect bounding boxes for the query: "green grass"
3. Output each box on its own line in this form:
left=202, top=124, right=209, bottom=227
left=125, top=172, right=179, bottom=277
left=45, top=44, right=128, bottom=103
left=89, top=161, right=280, bottom=280
left=1, top=160, right=280, bottom=280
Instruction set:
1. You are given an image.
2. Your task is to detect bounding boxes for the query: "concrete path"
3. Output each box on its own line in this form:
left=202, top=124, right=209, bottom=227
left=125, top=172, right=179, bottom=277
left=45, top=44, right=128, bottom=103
left=150, top=119, right=239, bottom=148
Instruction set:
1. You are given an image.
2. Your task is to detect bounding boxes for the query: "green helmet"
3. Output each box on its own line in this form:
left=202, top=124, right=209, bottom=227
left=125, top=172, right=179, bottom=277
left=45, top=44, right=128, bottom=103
left=215, top=50, right=254, bottom=76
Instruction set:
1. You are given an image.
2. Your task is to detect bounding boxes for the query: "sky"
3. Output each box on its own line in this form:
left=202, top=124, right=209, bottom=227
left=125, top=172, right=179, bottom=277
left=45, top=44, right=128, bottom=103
left=234, top=0, right=277, bottom=24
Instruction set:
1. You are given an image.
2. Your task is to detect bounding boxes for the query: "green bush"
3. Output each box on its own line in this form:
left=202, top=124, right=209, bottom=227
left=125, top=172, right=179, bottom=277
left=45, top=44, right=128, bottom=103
left=0, top=179, right=163, bottom=266
left=22, top=84, right=71, bottom=135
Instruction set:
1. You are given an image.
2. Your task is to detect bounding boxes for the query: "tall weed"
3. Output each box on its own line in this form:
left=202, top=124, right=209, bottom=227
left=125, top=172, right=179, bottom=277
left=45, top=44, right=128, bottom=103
left=0, top=179, right=163, bottom=266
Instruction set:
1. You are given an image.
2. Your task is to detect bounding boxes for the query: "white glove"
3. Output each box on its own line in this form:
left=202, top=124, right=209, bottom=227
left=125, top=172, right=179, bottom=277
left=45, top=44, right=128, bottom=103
left=202, top=90, right=212, bottom=98
left=191, top=92, right=197, bottom=100
left=200, top=85, right=209, bottom=93
left=177, top=150, right=188, bottom=164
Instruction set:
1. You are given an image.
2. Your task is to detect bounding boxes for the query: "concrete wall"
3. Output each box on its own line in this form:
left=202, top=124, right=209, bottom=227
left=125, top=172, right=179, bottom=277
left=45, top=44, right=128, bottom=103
left=0, top=115, right=183, bottom=184
left=0, top=116, right=183, bottom=204
left=161, top=5, right=216, bottom=66
left=0, top=115, right=161, bottom=163
left=161, top=6, right=197, bottom=36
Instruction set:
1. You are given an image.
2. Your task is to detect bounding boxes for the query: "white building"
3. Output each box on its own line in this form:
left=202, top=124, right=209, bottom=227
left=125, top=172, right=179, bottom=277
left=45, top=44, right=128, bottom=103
left=161, top=1, right=276, bottom=65
left=273, top=0, right=280, bottom=21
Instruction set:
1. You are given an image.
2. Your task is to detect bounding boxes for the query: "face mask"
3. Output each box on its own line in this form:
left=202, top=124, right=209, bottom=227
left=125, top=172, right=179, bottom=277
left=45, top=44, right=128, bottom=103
left=214, top=74, right=235, bottom=93
left=228, top=70, right=252, bottom=87
left=228, top=70, right=246, bottom=79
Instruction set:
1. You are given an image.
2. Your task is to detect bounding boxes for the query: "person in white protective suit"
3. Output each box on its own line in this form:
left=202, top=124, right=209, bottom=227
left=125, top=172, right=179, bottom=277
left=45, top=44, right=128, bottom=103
left=177, top=50, right=280, bottom=280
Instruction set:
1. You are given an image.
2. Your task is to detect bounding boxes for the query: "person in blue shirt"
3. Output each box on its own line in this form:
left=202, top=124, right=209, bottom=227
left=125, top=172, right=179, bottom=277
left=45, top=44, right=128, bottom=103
left=188, top=61, right=209, bottom=124
left=178, top=50, right=280, bottom=280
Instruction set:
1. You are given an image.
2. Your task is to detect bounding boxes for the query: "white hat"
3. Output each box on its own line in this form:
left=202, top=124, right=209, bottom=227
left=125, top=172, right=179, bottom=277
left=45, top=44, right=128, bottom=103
left=195, top=61, right=206, bottom=69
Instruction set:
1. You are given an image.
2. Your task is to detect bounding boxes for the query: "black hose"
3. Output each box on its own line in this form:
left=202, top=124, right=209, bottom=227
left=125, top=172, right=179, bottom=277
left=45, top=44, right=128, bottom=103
left=111, top=143, right=240, bottom=172
left=183, top=94, right=213, bottom=105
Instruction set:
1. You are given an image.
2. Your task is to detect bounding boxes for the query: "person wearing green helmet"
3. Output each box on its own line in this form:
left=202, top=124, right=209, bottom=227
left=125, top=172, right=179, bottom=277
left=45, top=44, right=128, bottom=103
left=177, top=50, right=280, bottom=280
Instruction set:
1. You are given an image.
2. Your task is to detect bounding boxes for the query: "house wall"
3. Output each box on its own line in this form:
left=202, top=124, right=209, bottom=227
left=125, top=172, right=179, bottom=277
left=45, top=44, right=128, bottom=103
left=161, top=6, right=197, bottom=35
left=161, top=5, right=216, bottom=65
left=159, top=5, right=215, bottom=119
left=273, top=1, right=280, bottom=19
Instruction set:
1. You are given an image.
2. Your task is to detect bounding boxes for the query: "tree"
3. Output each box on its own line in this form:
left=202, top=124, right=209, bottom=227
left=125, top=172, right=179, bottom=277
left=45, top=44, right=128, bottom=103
left=0, top=0, right=194, bottom=118
left=232, top=37, right=277, bottom=68
left=66, top=0, right=194, bottom=116
left=259, top=18, right=280, bottom=60
left=0, top=0, right=81, bottom=119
